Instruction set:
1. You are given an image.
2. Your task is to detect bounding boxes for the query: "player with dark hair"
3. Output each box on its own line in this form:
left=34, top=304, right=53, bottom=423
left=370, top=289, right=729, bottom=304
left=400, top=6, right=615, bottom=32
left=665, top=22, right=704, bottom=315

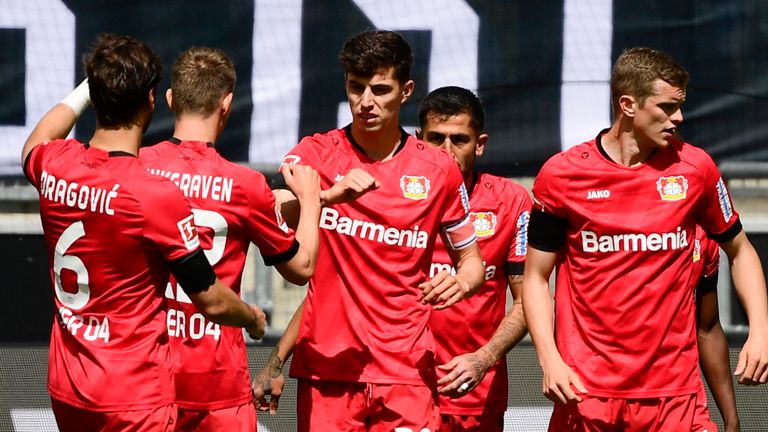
left=253, top=30, right=485, bottom=431
left=523, top=46, right=768, bottom=430
left=22, top=34, right=266, bottom=432
left=417, top=86, right=530, bottom=432
left=139, top=46, right=321, bottom=432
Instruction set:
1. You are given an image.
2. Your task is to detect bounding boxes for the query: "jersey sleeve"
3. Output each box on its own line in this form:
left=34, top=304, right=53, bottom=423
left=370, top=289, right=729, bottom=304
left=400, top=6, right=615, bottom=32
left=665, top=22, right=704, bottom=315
left=506, top=185, right=533, bottom=267
left=528, top=155, right=570, bottom=251
left=695, top=155, right=740, bottom=240
left=23, top=139, right=60, bottom=187
left=439, top=159, right=475, bottom=249
left=244, top=170, right=299, bottom=265
left=142, top=181, right=202, bottom=262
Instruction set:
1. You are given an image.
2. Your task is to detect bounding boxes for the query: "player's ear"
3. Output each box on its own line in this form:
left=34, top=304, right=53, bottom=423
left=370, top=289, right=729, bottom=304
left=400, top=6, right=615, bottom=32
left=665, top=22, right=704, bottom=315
left=165, top=89, right=173, bottom=110
left=401, top=79, right=414, bottom=104
left=618, top=95, right=635, bottom=117
left=476, top=133, right=488, bottom=157
left=221, top=92, right=234, bottom=115
left=148, top=87, right=156, bottom=112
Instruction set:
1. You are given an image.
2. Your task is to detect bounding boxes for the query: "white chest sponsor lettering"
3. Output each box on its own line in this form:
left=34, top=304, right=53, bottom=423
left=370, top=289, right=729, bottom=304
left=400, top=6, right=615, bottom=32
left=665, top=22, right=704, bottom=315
left=430, top=261, right=495, bottom=280
left=320, top=207, right=428, bottom=249
left=581, top=227, right=688, bottom=253
left=147, top=169, right=233, bottom=203
left=40, top=170, right=119, bottom=215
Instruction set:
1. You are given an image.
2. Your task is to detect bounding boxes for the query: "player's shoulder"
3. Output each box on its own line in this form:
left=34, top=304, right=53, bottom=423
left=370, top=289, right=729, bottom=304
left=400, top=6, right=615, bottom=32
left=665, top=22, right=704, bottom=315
left=402, top=135, right=457, bottom=171
left=474, top=172, right=531, bottom=205
left=674, top=140, right=717, bottom=173
left=138, top=140, right=178, bottom=160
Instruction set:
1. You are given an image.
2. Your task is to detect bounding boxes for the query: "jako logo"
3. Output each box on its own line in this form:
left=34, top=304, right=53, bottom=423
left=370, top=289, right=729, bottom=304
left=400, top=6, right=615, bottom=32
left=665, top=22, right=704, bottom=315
left=320, top=207, right=428, bottom=248
left=581, top=227, right=688, bottom=252
left=587, top=189, right=610, bottom=199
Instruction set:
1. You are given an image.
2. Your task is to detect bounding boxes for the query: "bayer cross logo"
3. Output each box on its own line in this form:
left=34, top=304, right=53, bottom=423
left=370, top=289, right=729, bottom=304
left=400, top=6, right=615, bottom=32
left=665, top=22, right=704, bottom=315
left=399, top=175, right=430, bottom=200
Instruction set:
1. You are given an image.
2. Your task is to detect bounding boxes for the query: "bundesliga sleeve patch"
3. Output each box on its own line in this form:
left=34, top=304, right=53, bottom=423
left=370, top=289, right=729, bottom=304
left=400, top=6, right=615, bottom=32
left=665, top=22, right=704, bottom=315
left=274, top=204, right=289, bottom=233
left=458, top=183, right=470, bottom=213
left=177, top=214, right=201, bottom=250
left=515, top=210, right=530, bottom=256
left=716, top=177, right=734, bottom=222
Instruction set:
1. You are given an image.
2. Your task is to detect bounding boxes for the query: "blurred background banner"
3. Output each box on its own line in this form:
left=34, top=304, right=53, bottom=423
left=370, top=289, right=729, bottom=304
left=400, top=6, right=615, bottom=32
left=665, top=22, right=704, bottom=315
left=2, top=0, right=768, bottom=177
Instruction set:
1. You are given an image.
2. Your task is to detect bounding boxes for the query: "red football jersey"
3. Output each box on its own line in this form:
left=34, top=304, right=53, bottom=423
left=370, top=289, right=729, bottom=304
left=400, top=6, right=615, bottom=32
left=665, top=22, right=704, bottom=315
left=285, top=127, right=473, bottom=386
left=532, top=135, right=739, bottom=398
left=692, top=226, right=721, bottom=426
left=24, top=139, right=200, bottom=410
left=140, top=139, right=298, bottom=410
left=430, top=173, right=531, bottom=415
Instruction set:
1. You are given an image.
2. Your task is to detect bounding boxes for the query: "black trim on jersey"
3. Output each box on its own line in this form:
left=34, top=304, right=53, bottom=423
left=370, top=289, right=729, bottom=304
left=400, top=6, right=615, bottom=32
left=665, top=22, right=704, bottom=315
left=344, top=124, right=409, bottom=158
left=169, top=136, right=214, bottom=147
left=710, top=218, right=742, bottom=244
left=506, top=262, right=525, bottom=276
left=171, top=249, right=216, bottom=294
left=84, top=142, right=135, bottom=158
left=527, top=209, right=567, bottom=252
left=697, top=271, right=719, bottom=295
left=271, top=172, right=287, bottom=190
left=262, top=239, right=300, bottom=266
left=595, top=129, right=656, bottom=164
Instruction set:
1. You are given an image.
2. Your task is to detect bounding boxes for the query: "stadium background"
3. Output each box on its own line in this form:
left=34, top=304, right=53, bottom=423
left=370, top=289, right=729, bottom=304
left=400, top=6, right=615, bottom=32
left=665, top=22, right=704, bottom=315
left=1, top=0, right=768, bottom=430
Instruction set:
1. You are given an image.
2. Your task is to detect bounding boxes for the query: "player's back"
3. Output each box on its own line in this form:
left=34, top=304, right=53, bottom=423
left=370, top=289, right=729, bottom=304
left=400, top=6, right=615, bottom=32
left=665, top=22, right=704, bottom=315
left=140, top=139, right=296, bottom=409
left=25, top=139, right=199, bottom=410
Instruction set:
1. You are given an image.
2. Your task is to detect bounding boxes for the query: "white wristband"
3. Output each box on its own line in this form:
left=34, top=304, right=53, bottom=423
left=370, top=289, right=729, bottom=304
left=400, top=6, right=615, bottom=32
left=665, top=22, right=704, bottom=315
left=61, top=79, right=91, bottom=118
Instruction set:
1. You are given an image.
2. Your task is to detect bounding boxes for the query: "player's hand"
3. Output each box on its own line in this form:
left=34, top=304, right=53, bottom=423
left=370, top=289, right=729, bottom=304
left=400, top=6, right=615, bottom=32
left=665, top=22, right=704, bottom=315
left=541, top=357, right=588, bottom=404
left=418, top=270, right=470, bottom=310
left=245, top=305, right=267, bottom=340
left=734, top=329, right=768, bottom=385
left=252, top=348, right=286, bottom=415
left=281, top=164, right=320, bottom=203
left=322, top=168, right=379, bottom=205
left=436, top=349, right=494, bottom=398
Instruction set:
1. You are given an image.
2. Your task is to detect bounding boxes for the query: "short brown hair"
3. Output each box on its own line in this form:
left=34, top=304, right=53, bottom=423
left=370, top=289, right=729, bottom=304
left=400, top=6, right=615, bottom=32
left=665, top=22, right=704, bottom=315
left=339, top=30, right=413, bottom=84
left=84, top=33, right=162, bottom=128
left=610, top=47, right=689, bottom=115
left=170, top=47, right=236, bottom=117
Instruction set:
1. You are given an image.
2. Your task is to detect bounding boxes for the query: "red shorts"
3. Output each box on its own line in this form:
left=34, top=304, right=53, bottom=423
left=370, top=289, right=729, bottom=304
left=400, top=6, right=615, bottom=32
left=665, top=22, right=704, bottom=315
left=548, top=394, right=697, bottom=432
left=692, top=382, right=718, bottom=432
left=297, top=378, right=440, bottom=432
left=175, top=401, right=256, bottom=432
left=438, top=413, right=504, bottom=432
left=51, top=398, right=177, bottom=432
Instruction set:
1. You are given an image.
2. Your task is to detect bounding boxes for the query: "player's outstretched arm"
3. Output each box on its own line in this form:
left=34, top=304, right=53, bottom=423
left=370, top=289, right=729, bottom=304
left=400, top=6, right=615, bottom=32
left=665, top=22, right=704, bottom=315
left=721, top=230, right=768, bottom=385
left=420, top=240, right=484, bottom=310
left=274, top=164, right=321, bottom=285
left=696, top=274, right=741, bottom=431
left=252, top=299, right=304, bottom=415
left=188, top=278, right=267, bottom=340
left=437, top=274, right=528, bottom=396
left=523, top=247, right=587, bottom=404
left=320, top=167, right=380, bottom=206
left=22, top=79, right=90, bottom=164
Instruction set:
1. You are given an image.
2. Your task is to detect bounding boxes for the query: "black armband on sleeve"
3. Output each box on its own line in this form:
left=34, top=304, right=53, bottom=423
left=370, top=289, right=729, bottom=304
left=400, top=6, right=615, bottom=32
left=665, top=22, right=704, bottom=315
left=506, top=262, right=525, bottom=276
left=697, top=271, right=719, bottom=296
left=527, top=209, right=568, bottom=252
left=710, top=218, right=742, bottom=244
left=271, top=172, right=288, bottom=190
left=262, top=239, right=300, bottom=266
left=171, top=249, right=216, bottom=295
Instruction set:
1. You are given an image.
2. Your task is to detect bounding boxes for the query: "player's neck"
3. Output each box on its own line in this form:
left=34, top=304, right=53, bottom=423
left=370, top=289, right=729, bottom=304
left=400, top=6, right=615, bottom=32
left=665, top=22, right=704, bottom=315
left=172, top=114, right=220, bottom=144
left=350, top=123, right=403, bottom=162
left=602, top=124, right=656, bottom=167
left=89, top=126, right=144, bottom=156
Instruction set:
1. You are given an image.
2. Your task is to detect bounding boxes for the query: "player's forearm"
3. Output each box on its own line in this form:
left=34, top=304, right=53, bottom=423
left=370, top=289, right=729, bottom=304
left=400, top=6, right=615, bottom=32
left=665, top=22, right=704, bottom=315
left=279, top=198, right=320, bottom=285
left=451, top=242, right=485, bottom=298
left=523, top=275, right=559, bottom=363
left=478, top=301, right=527, bottom=365
left=275, top=299, right=304, bottom=363
left=194, top=280, right=261, bottom=329
left=699, top=324, right=740, bottom=427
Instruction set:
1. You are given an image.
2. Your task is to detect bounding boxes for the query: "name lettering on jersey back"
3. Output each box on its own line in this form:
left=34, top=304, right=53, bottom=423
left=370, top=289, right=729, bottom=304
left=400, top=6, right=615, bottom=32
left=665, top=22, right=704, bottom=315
left=39, top=170, right=119, bottom=215
left=58, top=306, right=110, bottom=343
left=320, top=207, right=428, bottom=249
left=147, top=169, right=233, bottom=203
left=581, top=227, right=689, bottom=253
left=430, top=261, right=496, bottom=281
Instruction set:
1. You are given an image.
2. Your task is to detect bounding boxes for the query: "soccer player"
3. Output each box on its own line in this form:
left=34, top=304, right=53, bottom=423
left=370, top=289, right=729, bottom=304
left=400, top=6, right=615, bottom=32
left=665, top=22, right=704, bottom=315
left=21, top=34, right=266, bottom=432
left=693, top=227, right=740, bottom=432
left=522, top=46, right=768, bottom=430
left=138, top=47, right=322, bottom=432
left=254, top=30, right=485, bottom=431
left=417, top=86, right=531, bottom=432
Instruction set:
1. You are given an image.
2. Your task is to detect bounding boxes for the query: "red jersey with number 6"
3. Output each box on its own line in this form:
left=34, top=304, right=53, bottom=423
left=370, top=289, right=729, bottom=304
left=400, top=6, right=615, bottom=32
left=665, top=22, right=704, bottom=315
left=285, top=127, right=475, bottom=386
left=25, top=139, right=200, bottom=411
left=430, top=172, right=531, bottom=415
left=531, top=134, right=739, bottom=398
left=140, top=139, right=299, bottom=410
